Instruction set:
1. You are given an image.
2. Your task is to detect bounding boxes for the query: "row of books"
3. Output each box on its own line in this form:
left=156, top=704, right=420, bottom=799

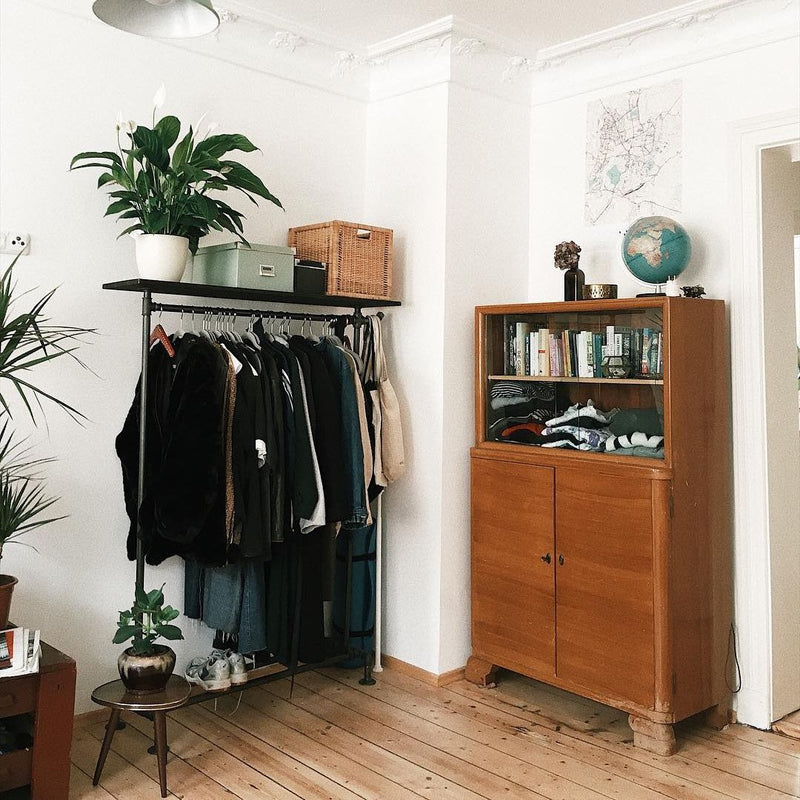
left=505, top=322, right=664, bottom=378
left=0, top=628, right=41, bottom=677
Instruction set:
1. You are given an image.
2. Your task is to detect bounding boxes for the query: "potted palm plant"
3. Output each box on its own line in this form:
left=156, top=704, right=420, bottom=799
left=0, top=255, right=93, bottom=626
left=113, top=584, right=183, bottom=694
left=70, top=86, right=283, bottom=281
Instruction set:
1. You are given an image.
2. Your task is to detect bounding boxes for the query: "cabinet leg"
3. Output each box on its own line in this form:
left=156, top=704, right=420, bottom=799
left=704, top=703, right=730, bottom=730
left=628, top=714, right=677, bottom=756
left=153, top=711, right=169, bottom=798
left=93, top=708, right=122, bottom=786
left=465, top=656, right=498, bottom=687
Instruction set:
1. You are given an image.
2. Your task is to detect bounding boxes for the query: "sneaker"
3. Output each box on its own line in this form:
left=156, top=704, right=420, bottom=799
left=212, top=648, right=248, bottom=686
left=185, top=653, right=231, bottom=691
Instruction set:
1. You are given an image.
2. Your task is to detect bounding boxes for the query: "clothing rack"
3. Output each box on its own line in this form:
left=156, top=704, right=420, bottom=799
left=104, top=278, right=399, bottom=695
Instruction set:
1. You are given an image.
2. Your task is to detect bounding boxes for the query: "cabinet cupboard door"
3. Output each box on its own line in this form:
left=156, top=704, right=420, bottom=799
left=471, top=457, right=555, bottom=678
left=555, top=469, right=655, bottom=708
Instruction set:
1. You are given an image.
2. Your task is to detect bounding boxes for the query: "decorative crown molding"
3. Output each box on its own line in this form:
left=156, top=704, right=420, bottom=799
left=531, top=0, right=800, bottom=104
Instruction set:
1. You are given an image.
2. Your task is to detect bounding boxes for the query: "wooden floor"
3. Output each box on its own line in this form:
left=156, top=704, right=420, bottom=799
left=71, top=666, right=800, bottom=800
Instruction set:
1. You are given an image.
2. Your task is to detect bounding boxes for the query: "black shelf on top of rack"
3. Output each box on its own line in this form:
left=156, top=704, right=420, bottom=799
left=103, top=279, right=401, bottom=309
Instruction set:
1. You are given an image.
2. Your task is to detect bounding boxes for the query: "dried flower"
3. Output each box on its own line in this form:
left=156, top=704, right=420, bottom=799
left=554, top=240, right=581, bottom=270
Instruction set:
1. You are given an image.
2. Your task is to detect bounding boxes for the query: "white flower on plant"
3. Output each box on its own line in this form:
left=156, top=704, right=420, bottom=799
left=194, top=112, right=207, bottom=134
left=115, top=111, right=137, bottom=134
left=205, top=121, right=219, bottom=138
left=152, top=84, right=167, bottom=110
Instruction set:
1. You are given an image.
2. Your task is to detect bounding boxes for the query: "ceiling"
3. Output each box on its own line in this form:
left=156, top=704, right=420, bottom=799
left=222, top=0, right=699, bottom=52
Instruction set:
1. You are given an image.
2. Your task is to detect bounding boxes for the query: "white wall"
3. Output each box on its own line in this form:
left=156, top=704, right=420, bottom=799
left=439, top=82, right=530, bottom=672
left=0, top=0, right=368, bottom=712
left=528, top=37, right=800, bottom=726
left=363, top=84, right=449, bottom=674
left=760, top=145, right=800, bottom=721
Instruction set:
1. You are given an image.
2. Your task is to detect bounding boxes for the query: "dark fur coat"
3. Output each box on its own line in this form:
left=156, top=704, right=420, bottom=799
left=116, top=334, right=230, bottom=566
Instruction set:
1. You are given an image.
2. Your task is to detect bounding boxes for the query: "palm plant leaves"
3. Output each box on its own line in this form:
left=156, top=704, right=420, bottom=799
left=0, top=260, right=94, bottom=422
left=0, top=256, right=94, bottom=556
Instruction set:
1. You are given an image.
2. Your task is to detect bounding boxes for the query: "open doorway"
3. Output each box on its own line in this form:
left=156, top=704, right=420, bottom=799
left=760, top=141, right=800, bottom=734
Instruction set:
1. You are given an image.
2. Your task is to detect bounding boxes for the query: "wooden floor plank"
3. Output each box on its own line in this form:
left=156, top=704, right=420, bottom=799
left=288, top=670, right=617, bottom=800
left=202, top=692, right=439, bottom=800
left=676, top=732, right=800, bottom=796
left=69, top=764, right=118, bottom=800
left=726, top=722, right=800, bottom=756
left=173, top=704, right=366, bottom=800
left=70, top=725, right=178, bottom=800
left=686, top=727, right=800, bottom=776
left=121, top=708, right=303, bottom=800
left=83, top=713, right=241, bottom=800
left=239, top=681, right=482, bottom=799
left=446, top=677, right=798, bottom=800
left=314, top=667, right=671, bottom=800
left=78, top=666, right=800, bottom=800
left=328, top=665, right=740, bottom=800
left=259, top=678, right=550, bottom=800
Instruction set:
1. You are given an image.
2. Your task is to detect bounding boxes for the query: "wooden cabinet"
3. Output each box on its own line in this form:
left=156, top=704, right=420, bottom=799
left=467, top=299, right=732, bottom=754
left=0, top=640, right=76, bottom=798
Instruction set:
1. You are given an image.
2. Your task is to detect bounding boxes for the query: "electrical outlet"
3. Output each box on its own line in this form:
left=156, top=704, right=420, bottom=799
left=0, top=232, right=30, bottom=255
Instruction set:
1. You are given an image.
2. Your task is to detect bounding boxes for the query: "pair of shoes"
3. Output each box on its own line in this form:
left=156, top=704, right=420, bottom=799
left=185, top=649, right=248, bottom=692
left=185, top=652, right=231, bottom=691
left=211, top=648, right=248, bottom=686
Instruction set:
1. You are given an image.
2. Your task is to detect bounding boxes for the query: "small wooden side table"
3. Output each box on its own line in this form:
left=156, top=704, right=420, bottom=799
left=0, top=640, right=76, bottom=799
left=91, top=676, right=191, bottom=798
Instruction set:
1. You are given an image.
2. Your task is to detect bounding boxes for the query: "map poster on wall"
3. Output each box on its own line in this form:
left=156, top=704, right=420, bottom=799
left=584, top=80, right=682, bottom=226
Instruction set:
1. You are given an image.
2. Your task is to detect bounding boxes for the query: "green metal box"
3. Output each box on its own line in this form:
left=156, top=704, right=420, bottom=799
left=193, top=242, right=296, bottom=291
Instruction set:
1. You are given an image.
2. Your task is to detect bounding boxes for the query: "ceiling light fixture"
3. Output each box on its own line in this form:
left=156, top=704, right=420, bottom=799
left=92, top=0, right=220, bottom=39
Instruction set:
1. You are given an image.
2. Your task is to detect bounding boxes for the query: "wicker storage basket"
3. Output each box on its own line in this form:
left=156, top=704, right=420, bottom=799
left=288, top=220, right=392, bottom=300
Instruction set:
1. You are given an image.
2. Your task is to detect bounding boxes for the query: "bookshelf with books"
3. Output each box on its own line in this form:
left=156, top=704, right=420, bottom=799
left=468, top=297, right=732, bottom=755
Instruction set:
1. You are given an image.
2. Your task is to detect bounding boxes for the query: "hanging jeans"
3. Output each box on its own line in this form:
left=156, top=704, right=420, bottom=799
left=184, top=557, right=268, bottom=655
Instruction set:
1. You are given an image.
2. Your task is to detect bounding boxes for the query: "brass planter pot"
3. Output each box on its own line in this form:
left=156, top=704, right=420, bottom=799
left=118, top=644, right=176, bottom=694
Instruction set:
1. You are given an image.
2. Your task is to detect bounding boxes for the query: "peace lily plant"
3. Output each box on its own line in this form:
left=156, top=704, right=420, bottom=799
left=71, top=85, right=283, bottom=280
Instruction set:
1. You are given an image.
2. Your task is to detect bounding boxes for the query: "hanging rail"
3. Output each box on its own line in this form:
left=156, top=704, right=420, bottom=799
left=149, top=300, right=384, bottom=324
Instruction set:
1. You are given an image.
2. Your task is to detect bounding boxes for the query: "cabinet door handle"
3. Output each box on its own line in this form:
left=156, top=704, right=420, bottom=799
left=541, top=553, right=551, bottom=564
left=558, top=554, right=565, bottom=566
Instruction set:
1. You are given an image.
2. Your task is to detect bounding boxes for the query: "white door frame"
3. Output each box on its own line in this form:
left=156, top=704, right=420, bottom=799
left=728, top=109, right=800, bottom=728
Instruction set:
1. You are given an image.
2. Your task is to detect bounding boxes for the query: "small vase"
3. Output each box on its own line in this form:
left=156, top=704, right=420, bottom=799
left=564, top=266, right=585, bottom=301
left=118, top=644, right=176, bottom=694
left=0, top=575, right=17, bottom=629
left=134, top=234, right=189, bottom=282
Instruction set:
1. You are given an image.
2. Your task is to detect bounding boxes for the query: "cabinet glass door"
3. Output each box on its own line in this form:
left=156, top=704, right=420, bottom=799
left=471, top=457, right=555, bottom=677
left=482, top=306, right=666, bottom=461
left=554, top=468, right=655, bottom=708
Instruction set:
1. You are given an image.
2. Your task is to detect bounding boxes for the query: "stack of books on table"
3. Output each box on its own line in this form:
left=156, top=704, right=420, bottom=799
left=0, top=628, right=40, bottom=677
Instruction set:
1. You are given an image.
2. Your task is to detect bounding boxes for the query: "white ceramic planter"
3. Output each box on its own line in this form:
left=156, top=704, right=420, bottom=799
left=134, top=234, right=190, bottom=282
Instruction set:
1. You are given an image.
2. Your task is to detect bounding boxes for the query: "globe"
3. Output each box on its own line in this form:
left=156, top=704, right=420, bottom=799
left=621, top=216, right=692, bottom=288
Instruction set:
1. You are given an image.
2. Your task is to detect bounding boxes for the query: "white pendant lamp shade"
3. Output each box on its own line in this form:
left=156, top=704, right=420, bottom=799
left=92, top=0, right=220, bottom=39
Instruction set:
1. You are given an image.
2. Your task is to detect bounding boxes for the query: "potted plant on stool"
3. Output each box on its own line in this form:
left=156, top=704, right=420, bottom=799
left=114, top=584, right=183, bottom=694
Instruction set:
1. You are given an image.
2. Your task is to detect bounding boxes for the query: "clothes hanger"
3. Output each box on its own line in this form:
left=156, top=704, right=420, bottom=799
left=149, top=310, right=175, bottom=357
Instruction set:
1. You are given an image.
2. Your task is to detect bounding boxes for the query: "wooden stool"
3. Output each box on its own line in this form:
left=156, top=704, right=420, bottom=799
left=91, top=676, right=191, bottom=798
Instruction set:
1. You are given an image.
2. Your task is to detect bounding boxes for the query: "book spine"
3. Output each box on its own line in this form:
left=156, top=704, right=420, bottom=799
left=549, top=334, right=558, bottom=376
left=539, top=328, right=550, bottom=376
left=641, top=328, right=651, bottom=374
left=515, top=322, right=530, bottom=376
left=528, top=331, right=538, bottom=376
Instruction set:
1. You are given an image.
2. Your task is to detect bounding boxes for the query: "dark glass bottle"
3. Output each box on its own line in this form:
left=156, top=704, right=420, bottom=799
left=564, top=266, right=585, bottom=301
